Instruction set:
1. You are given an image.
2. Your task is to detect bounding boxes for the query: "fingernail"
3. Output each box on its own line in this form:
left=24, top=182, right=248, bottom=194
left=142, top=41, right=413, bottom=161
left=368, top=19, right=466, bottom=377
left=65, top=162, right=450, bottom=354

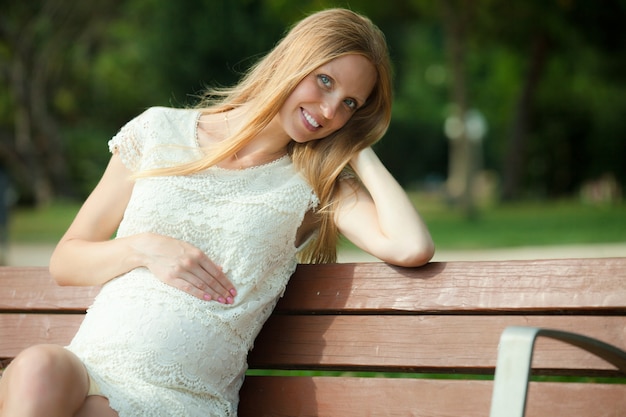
left=203, top=294, right=212, bottom=301
left=226, top=296, right=233, bottom=304
left=230, top=289, right=237, bottom=296
left=218, top=297, right=226, bottom=304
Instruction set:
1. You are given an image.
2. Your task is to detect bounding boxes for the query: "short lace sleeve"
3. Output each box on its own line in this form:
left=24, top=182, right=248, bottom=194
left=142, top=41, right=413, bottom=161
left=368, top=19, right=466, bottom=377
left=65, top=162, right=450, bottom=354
left=107, top=111, right=147, bottom=172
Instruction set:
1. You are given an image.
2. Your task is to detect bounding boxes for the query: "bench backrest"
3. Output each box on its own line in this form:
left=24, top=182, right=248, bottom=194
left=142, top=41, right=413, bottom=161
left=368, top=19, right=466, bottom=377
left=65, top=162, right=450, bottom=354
left=1, top=259, right=625, bottom=416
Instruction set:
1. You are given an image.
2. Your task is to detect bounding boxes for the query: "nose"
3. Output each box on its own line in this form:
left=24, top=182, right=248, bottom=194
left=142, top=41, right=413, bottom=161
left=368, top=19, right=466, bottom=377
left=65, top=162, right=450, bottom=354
left=320, top=99, right=339, bottom=120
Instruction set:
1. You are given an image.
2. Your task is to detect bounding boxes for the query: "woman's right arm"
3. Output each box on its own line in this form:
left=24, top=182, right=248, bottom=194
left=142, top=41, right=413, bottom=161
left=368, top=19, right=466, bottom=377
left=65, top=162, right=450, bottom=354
left=49, top=152, right=236, bottom=303
left=49, top=152, right=141, bottom=286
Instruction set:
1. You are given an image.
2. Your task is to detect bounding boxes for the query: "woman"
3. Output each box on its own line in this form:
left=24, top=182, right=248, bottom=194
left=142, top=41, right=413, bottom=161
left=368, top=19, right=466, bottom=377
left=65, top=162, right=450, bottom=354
left=0, top=8, right=434, bottom=417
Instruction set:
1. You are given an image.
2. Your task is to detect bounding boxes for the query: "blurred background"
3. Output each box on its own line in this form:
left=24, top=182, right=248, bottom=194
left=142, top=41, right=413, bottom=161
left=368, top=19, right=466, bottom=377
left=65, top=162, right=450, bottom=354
left=0, top=0, right=624, bottom=265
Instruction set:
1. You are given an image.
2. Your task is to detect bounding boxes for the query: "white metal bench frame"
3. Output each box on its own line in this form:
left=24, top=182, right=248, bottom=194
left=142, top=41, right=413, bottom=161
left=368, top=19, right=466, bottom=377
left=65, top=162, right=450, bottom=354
left=490, top=326, right=626, bottom=417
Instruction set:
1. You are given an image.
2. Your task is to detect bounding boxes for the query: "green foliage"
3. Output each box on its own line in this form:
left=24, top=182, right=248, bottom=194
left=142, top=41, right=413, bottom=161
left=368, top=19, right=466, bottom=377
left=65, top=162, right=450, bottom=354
left=61, top=125, right=117, bottom=196
left=1, top=0, right=625, bottom=202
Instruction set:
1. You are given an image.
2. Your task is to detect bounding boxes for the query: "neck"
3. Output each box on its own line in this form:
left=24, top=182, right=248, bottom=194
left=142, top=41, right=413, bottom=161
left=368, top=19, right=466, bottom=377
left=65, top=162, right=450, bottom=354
left=230, top=105, right=291, bottom=158
left=197, top=104, right=291, bottom=169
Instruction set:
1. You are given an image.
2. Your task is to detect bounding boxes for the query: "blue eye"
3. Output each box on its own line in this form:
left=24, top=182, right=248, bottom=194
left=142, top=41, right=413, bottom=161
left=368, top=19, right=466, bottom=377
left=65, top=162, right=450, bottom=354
left=318, top=74, right=331, bottom=87
left=344, top=98, right=357, bottom=110
left=317, top=73, right=358, bottom=111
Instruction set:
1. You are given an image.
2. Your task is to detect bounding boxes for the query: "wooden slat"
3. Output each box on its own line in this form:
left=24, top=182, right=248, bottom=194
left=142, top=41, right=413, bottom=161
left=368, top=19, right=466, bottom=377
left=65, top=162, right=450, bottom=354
left=0, top=314, right=85, bottom=357
left=2, top=259, right=625, bottom=313
left=239, top=376, right=626, bottom=417
left=249, top=315, right=626, bottom=373
left=5, top=313, right=624, bottom=373
left=0, top=267, right=100, bottom=311
left=278, top=258, right=626, bottom=313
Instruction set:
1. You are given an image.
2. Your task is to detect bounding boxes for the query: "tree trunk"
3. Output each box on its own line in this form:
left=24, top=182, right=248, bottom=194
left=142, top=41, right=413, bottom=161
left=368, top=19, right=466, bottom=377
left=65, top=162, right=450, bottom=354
left=501, top=34, right=549, bottom=201
left=9, top=26, right=54, bottom=206
left=30, top=31, right=75, bottom=201
left=441, top=0, right=480, bottom=220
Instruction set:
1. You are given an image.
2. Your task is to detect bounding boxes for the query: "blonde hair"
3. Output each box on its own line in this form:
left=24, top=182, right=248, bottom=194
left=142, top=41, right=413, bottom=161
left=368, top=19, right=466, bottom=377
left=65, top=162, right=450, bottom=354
left=147, top=8, right=392, bottom=263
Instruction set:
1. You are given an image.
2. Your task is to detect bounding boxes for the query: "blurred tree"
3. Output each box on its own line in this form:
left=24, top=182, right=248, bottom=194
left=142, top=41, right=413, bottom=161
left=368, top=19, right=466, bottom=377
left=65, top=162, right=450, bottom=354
left=476, top=0, right=565, bottom=201
left=0, top=0, right=287, bottom=202
left=0, top=0, right=122, bottom=206
left=397, top=0, right=483, bottom=219
left=440, top=0, right=482, bottom=218
left=1, top=0, right=624, bottom=206
left=472, top=0, right=626, bottom=199
left=127, top=0, right=285, bottom=106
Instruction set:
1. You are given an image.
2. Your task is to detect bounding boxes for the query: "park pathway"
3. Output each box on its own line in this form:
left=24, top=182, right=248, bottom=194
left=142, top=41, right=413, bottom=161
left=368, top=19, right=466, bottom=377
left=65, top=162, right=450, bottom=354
left=339, top=242, right=626, bottom=262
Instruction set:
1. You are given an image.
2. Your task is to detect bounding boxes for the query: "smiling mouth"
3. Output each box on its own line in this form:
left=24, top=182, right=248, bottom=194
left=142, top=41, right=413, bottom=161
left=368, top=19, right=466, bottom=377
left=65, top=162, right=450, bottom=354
left=302, top=108, right=321, bottom=129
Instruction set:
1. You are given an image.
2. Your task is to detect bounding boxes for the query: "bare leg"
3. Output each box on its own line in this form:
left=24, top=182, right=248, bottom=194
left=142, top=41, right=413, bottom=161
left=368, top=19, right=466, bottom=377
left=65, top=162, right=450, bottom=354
left=74, top=396, right=119, bottom=417
left=0, top=344, right=94, bottom=417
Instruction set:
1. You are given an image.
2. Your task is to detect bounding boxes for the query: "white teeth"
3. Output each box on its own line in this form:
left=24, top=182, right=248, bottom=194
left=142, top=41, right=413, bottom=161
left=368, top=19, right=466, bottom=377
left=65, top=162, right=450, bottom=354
left=303, top=110, right=320, bottom=128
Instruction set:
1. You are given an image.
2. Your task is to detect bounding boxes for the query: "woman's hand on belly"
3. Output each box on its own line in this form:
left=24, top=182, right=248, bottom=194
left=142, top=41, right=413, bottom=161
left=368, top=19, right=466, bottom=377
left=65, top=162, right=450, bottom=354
left=136, top=233, right=237, bottom=304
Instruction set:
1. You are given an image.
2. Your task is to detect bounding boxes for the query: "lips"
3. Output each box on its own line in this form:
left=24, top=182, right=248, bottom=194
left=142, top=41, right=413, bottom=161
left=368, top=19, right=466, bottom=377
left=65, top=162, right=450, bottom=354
left=301, top=108, right=321, bottom=130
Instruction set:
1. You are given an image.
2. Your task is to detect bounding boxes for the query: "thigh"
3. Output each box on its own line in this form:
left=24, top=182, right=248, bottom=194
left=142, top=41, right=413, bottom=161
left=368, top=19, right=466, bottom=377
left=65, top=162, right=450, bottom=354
left=74, top=396, right=119, bottom=417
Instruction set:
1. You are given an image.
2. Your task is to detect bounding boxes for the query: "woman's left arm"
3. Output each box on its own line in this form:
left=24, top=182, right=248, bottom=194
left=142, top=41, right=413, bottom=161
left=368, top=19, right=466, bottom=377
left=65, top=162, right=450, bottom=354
left=334, top=147, right=435, bottom=267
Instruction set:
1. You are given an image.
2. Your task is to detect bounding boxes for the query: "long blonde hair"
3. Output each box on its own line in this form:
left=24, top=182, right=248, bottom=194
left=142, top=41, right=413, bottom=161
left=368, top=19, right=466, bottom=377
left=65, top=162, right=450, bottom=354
left=147, top=8, right=393, bottom=263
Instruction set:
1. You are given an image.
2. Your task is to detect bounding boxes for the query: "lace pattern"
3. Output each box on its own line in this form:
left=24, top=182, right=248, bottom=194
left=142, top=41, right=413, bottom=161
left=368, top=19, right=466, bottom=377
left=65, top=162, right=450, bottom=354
left=67, top=107, right=318, bottom=417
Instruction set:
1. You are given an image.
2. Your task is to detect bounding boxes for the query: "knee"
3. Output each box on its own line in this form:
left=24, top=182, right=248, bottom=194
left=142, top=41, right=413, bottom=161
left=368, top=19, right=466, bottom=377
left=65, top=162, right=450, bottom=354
left=5, top=344, right=86, bottom=401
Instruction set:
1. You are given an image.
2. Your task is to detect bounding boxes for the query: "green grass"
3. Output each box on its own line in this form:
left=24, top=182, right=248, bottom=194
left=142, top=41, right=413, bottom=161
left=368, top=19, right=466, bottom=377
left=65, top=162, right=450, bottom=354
left=6, top=196, right=626, bottom=249
left=246, top=369, right=626, bottom=384
left=8, top=201, right=79, bottom=243
left=341, top=193, right=626, bottom=251
left=418, top=196, right=626, bottom=250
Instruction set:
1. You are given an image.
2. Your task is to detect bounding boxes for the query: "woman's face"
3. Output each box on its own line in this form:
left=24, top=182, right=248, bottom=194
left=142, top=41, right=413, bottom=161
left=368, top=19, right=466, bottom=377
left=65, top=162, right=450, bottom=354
left=278, top=54, right=377, bottom=143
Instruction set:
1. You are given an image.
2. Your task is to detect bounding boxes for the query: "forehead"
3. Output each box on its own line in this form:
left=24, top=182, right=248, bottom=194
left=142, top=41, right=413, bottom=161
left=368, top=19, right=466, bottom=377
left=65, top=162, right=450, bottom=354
left=317, top=54, right=377, bottom=103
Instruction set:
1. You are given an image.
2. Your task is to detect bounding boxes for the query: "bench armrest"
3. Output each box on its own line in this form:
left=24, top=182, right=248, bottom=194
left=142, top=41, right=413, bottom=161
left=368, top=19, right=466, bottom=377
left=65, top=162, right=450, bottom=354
left=489, top=326, right=626, bottom=417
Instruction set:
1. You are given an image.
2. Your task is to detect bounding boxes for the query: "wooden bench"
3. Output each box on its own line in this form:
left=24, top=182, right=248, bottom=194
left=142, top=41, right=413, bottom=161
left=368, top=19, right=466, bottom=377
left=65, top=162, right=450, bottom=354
left=1, top=258, right=625, bottom=416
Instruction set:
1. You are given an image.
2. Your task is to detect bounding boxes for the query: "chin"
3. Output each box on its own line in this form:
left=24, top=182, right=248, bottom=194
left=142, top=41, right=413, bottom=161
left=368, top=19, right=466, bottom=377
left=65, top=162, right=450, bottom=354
left=291, top=134, right=320, bottom=144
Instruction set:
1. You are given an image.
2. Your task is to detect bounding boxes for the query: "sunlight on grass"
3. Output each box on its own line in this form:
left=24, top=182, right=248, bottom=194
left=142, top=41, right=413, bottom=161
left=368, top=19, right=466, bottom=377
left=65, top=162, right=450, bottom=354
left=421, top=198, right=626, bottom=250
left=7, top=196, right=626, bottom=250
left=344, top=193, right=626, bottom=251
left=8, top=201, right=79, bottom=243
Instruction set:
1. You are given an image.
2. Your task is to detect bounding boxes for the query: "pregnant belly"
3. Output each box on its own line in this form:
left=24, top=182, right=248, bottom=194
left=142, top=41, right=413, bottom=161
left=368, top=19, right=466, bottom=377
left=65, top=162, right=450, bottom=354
left=69, top=269, right=249, bottom=387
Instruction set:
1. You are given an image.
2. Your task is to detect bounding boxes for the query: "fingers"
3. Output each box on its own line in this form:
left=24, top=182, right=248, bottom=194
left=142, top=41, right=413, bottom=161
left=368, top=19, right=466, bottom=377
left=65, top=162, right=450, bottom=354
left=171, top=266, right=236, bottom=304
left=142, top=234, right=238, bottom=303
left=197, top=258, right=238, bottom=302
left=163, top=251, right=237, bottom=304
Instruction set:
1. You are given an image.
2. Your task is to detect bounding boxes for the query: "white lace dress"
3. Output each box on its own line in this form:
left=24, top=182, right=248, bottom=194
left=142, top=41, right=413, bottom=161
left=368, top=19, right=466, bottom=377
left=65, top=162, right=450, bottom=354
left=66, top=107, right=318, bottom=416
